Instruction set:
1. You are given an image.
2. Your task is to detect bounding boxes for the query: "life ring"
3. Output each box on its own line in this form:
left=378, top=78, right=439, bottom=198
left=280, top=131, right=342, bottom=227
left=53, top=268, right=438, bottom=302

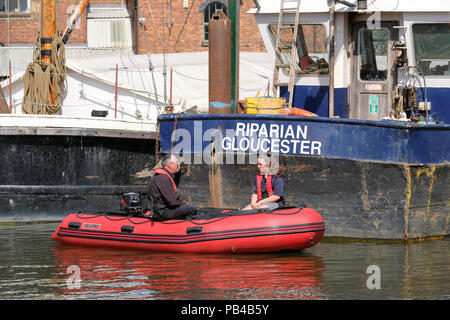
left=279, top=107, right=319, bottom=117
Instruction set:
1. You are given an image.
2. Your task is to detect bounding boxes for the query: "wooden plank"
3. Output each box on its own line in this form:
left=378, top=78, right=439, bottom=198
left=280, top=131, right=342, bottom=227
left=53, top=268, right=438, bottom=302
left=0, top=126, right=156, bottom=140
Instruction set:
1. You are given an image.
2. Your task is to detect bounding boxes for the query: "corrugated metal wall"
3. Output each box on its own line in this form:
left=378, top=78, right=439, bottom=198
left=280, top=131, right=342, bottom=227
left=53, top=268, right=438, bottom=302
left=86, top=5, right=132, bottom=49
left=87, top=19, right=132, bottom=49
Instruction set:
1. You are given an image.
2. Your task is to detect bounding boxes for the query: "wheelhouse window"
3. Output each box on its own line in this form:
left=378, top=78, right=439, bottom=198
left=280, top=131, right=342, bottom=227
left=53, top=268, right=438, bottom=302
left=202, top=1, right=227, bottom=45
left=359, top=28, right=389, bottom=82
left=268, top=24, right=328, bottom=75
left=0, top=0, right=30, bottom=13
left=413, top=24, right=450, bottom=76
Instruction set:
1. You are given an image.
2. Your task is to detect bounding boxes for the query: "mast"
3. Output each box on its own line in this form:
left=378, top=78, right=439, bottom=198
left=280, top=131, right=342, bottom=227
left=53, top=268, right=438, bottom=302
left=40, top=0, right=56, bottom=67
left=40, top=0, right=56, bottom=106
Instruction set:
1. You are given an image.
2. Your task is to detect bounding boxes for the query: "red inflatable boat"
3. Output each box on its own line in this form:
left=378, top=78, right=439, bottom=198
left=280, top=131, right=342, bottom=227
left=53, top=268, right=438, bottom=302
left=52, top=207, right=325, bottom=254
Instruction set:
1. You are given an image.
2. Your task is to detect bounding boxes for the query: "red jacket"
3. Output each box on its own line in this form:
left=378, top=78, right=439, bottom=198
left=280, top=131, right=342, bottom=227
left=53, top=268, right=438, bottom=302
left=256, top=174, right=273, bottom=201
left=153, top=168, right=177, bottom=192
left=150, top=168, right=182, bottom=211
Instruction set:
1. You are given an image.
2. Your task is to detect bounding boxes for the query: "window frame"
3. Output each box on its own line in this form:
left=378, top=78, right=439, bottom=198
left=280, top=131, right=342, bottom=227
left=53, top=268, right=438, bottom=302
left=357, top=27, right=390, bottom=83
left=267, top=23, right=329, bottom=77
left=201, top=1, right=227, bottom=46
left=0, top=0, right=30, bottom=14
left=412, top=23, right=450, bottom=78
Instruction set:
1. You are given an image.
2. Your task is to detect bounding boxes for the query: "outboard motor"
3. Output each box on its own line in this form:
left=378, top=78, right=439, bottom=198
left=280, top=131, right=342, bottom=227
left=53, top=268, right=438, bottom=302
left=121, top=192, right=143, bottom=216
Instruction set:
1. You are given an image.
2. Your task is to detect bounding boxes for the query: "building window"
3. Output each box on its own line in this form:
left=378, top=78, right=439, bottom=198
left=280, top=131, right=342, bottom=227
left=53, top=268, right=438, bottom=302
left=201, top=1, right=227, bottom=45
left=413, top=23, right=450, bottom=76
left=359, top=28, right=389, bottom=82
left=0, top=0, right=30, bottom=13
left=268, top=24, right=329, bottom=75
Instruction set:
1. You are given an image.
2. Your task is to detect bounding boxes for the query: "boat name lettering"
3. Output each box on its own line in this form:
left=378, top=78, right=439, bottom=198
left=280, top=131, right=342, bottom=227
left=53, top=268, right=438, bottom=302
left=82, top=223, right=101, bottom=230
left=221, top=122, right=322, bottom=155
left=235, top=122, right=308, bottom=140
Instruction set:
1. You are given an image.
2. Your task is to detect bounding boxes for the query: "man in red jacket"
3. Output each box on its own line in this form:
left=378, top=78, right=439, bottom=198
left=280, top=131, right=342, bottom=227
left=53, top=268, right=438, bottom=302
left=148, top=154, right=197, bottom=220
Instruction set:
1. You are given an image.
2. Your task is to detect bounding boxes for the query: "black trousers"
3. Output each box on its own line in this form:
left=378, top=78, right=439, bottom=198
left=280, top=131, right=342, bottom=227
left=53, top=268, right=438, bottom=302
left=156, top=203, right=197, bottom=221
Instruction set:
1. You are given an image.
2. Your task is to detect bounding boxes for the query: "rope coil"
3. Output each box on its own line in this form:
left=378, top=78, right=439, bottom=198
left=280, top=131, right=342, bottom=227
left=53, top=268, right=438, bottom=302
left=22, top=34, right=66, bottom=114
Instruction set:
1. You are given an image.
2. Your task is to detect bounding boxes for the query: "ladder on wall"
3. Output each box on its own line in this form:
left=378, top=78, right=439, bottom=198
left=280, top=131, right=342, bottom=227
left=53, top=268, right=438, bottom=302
left=272, top=0, right=301, bottom=108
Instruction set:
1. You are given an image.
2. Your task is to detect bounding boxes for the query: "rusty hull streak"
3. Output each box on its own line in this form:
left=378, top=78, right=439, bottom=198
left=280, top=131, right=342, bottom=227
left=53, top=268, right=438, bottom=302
left=401, top=165, right=411, bottom=240
left=285, top=162, right=317, bottom=173
left=360, top=164, right=371, bottom=212
left=422, top=166, right=436, bottom=237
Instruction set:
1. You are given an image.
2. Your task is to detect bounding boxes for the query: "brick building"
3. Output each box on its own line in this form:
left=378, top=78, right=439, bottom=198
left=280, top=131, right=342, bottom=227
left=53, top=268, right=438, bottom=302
left=0, top=0, right=266, bottom=54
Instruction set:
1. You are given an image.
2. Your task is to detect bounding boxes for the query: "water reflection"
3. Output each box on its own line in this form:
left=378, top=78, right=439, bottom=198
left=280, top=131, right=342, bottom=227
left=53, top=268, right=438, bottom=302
left=402, top=240, right=450, bottom=299
left=0, top=223, right=448, bottom=300
left=52, top=246, right=326, bottom=300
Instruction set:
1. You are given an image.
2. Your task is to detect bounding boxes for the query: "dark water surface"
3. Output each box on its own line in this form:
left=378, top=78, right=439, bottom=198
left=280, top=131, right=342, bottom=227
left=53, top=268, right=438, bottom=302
left=0, top=222, right=448, bottom=300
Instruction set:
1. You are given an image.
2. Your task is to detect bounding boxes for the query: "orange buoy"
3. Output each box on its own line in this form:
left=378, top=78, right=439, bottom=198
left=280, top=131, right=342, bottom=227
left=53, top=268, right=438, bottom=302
left=279, top=107, right=319, bottom=117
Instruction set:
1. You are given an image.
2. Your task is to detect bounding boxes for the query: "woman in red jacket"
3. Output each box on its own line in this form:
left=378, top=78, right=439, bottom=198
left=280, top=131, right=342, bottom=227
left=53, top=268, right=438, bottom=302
left=241, top=155, right=286, bottom=211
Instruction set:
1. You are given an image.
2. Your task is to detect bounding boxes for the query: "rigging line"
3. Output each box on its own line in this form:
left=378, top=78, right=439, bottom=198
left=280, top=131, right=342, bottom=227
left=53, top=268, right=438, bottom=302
left=145, top=0, right=168, bottom=102
left=171, top=69, right=268, bottom=92
left=145, top=0, right=165, bottom=47
left=171, top=69, right=208, bottom=81
left=161, top=0, right=169, bottom=103
left=7, top=2, right=10, bottom=49
left=120, top=54, right=140, bottom=115
left=171, top=0, right=196, bottom=51
left=138, top=5, right=160, bottom=106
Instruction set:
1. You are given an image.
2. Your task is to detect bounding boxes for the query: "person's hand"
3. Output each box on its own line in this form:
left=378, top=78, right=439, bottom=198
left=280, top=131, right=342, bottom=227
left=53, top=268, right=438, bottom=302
left=251, top=201, right=258, bottom=209
left=254, top=201, right=262, bottom=208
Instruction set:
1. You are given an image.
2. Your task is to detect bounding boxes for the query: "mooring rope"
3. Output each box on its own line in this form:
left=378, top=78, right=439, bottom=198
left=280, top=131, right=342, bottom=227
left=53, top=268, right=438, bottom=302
left=22, top=34, right=66, bottom=114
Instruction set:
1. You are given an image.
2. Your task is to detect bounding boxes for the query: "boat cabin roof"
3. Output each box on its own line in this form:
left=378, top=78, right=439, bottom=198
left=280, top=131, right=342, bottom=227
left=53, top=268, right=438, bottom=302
left=248, top=0, right=450, bottom=14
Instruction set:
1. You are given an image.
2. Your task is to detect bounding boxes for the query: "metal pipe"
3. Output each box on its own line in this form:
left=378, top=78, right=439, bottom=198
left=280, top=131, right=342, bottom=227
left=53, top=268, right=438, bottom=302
left=166, top=0, right=173, bottom=30
left=170, top=67, right=173, bottom=104
left=208, top=12, right=232, bottom=114
left=328, top=0, right=335, bottom=117
left=335, top=0, right=357, bottom=8
left=411, top=65, right=429, bottom=124
left=115, top=64, right=118, bottom=118
left=228, top=0, right=240, bottom=114
left=9, top=59, right=12, bottom=113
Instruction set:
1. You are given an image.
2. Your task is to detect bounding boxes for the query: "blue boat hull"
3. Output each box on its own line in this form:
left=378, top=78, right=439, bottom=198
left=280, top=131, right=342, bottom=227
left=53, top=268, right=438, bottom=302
left=157, top=114, right=450, bottom=240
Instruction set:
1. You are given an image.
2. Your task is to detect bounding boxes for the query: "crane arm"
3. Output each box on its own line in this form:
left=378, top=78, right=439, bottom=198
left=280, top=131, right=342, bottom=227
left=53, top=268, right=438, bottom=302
left=61, top=0, right=90, bottom=44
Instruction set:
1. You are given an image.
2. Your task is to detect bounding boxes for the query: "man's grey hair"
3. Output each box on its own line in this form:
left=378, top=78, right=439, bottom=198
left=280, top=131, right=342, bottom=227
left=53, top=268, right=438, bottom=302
left=161, top=154, right=177, bottom=168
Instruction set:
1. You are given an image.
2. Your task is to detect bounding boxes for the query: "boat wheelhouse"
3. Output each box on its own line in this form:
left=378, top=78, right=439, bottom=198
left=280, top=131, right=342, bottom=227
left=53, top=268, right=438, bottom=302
left=250, top=0, right=450, bottom=123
